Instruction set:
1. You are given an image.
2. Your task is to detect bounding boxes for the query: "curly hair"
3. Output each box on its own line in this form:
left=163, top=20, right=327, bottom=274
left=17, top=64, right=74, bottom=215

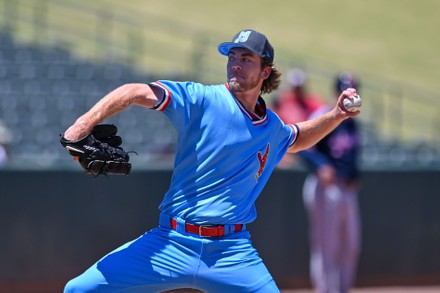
left=261, top=58, right=282, bottom=95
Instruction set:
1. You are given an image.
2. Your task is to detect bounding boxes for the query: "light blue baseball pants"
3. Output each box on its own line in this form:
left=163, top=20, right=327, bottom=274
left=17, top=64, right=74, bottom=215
left=64, top=216, right=279, bottom=293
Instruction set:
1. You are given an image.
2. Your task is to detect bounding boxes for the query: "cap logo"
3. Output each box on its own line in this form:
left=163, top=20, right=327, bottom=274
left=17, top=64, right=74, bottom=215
left=233, top=30, right=252, bottom=44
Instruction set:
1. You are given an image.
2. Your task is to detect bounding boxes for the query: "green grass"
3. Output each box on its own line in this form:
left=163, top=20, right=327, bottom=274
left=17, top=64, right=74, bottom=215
left=5, top=0, right=439, bottom=92
left=115, top=0, right=439, bottom=92
left=2, top=0, right=440, bottom=146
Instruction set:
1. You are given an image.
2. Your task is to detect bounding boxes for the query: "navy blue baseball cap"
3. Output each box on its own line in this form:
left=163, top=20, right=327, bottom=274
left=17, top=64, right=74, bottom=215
left=218, top=29, right=274, bottom=64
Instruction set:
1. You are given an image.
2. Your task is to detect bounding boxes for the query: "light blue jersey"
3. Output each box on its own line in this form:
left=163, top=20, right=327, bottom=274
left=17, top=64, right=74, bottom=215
left=151, top=80, right=299, bottom=225
left=64, top=81, right=300, bottom=293
left=64, top=29, right=305, bottom=293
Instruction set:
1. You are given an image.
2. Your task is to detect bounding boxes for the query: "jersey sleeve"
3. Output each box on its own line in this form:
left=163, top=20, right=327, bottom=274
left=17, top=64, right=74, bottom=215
left=268, top=109, right=299, bottom=148
left=148, top=80, right=206, bottom=132
left=287, top=124, right=300, bottom=147
left=268, top=110, right=300, bottom=164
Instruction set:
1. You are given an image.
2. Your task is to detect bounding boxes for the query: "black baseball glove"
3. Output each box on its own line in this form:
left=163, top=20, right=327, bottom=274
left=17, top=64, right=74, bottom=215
left=60, top=124, right=132, bottom=177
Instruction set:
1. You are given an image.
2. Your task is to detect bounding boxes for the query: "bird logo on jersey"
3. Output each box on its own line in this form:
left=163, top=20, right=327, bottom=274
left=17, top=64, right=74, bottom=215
left=256, top=143, right=270, bottom=181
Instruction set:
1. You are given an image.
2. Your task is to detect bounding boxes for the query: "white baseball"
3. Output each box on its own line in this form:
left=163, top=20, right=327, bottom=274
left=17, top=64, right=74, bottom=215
left=343, top=95, right=362, bottom=112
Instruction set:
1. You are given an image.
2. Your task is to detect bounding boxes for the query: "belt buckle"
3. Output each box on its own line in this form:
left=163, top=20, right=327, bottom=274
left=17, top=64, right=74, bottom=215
left=198, top=225, right=211, bottom=237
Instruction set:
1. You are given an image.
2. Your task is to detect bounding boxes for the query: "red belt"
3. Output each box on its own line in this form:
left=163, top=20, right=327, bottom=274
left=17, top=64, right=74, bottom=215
left=169, top=218, right=244, bottom=237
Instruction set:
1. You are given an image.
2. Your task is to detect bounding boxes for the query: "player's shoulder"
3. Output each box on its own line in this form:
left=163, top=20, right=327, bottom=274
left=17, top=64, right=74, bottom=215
left=155, top=80, right=230, bottom=106
left=267, top=107, right=289, bottom=127
left=156, top=80, right=203, bottom=90
left=157, top=80, right=227, bottom=95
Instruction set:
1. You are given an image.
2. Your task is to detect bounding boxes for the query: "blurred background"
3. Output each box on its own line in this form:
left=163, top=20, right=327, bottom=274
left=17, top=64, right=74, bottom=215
left=0, top=0, right=439, bottom=292
left=0, top=0, right=439, bottom=168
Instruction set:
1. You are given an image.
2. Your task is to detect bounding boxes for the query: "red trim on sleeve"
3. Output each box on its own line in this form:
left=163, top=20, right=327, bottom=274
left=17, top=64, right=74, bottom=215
left=289, top=124, right=300, bottom=146
left=150, top=81, right=172, bottom=112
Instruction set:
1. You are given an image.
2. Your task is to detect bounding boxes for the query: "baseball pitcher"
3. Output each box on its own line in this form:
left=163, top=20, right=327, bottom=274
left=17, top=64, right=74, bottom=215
left=61, top=29, right=361, bottom=293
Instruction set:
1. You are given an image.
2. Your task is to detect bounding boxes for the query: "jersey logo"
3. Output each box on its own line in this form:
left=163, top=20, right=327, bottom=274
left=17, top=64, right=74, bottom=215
left=234, top=30, right=252, bottom=44
left=256, top=143, right=270, bottom=181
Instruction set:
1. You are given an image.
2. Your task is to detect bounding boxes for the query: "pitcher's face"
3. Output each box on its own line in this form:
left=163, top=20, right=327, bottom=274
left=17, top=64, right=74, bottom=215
left=226, top=47, right=265, bottom=93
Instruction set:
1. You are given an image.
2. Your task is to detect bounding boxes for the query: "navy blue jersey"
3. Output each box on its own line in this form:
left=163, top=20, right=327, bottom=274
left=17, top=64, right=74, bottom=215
left=298, top=107, right=360, bottom=181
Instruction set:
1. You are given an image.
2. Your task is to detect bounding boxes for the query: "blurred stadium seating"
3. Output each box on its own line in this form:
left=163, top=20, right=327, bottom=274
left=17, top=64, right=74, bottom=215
left=0, top=28, right=439, bottom=169
left=0, top=31, right=177, bottom=169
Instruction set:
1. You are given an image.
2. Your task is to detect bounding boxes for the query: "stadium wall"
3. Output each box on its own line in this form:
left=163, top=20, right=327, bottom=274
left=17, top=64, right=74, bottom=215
left=0, top=169, right=439, bottom=292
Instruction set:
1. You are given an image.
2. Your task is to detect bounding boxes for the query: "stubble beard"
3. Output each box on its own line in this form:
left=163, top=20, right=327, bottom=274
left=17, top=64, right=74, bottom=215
left=228, top=78, right=242, bottom=92
left=228, top=77, right=260, bottom=94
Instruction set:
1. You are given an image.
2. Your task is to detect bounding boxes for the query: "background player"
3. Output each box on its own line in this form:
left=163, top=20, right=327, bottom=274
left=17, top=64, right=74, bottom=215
left=61, top=29, right=360, bottom=293
left=270, top=68, right=326, bottom=168
left=299, top=71, right=362, bottom=293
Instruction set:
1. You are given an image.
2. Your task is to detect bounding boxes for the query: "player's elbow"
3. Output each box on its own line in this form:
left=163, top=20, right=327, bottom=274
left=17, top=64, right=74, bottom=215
left=288, top=137, right=317, bottom=154
left=287, top=142, right=304, bottom=154
left=118, top=83, right=156, bottom=108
